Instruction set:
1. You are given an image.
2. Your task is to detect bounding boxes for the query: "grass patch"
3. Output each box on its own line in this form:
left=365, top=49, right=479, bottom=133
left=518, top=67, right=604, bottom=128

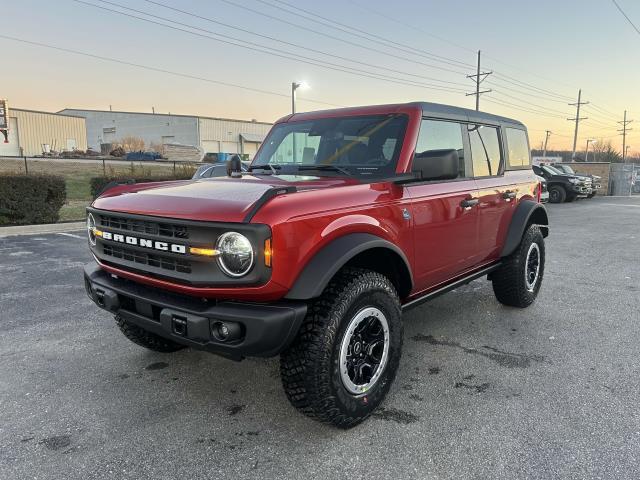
left=59, top=200, right=91, bottom=222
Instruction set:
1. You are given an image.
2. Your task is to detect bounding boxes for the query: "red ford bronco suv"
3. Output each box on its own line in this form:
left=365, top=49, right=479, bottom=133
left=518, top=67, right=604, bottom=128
left=84, top=102, right=549, bottom=428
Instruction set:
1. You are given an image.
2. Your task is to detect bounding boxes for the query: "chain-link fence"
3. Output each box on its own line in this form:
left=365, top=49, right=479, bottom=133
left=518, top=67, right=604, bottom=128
left=0, top=156, right=199, bottom=222
left=609, top=163, right=640, bottom=196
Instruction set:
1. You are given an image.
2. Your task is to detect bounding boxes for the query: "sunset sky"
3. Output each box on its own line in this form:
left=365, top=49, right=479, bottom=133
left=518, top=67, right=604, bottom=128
left=3, top=0, right=639, bottom=153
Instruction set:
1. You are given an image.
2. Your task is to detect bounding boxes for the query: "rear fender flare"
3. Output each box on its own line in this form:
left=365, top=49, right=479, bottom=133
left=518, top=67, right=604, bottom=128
left=501, top=200, right=549, bottom=257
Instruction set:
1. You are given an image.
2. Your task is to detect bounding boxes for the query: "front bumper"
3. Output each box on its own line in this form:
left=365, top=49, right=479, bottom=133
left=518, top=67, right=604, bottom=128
left=84, top=263, right=307, bottom=360
left=569, top=184, right=591, bottom=195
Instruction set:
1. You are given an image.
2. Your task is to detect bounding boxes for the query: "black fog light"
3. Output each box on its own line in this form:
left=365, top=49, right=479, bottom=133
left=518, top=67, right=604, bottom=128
left=211, top=321, right=242, bottom=342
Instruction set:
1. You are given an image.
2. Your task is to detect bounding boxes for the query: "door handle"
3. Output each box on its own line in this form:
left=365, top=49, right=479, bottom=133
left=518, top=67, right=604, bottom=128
left=502, top=191, right=517, bottom=200
left=460, top=198, right=479, bottom=209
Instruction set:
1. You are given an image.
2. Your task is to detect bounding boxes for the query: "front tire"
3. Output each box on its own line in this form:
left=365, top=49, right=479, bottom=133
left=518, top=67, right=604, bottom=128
left=115, top=315, right=185, bottom=352
left=549, top=185, right=566, bottom=203
left=280, top=268, right=402, bottom=428
left=492, top=225, right=545, bottom=308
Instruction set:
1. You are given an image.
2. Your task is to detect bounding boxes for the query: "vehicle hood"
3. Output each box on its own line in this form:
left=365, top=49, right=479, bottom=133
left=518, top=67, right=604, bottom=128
left=91, top=174, right=358, bottom=223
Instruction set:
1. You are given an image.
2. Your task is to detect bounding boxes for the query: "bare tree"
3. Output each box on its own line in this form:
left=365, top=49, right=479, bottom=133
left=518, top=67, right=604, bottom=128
left=118, top=136, right=145, bottom=152
left=591, top=140, right=622, bottom=163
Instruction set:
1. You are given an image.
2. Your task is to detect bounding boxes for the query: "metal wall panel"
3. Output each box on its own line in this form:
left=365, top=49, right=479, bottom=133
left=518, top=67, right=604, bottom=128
left=60, top=110, right=199, bottom=150
left=12, top=110, right=88, bottom=156
left=198, top=118, right=271, bottom=157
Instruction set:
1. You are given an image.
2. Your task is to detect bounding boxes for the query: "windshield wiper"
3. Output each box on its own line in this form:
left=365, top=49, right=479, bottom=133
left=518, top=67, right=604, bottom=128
left=296, top=164, right=351, bottom=175
left=249, top=164, right=280, bottom=174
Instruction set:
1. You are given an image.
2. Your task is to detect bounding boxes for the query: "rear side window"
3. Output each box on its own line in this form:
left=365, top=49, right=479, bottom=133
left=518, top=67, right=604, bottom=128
left=505, top=128, right=530, bottom=168
left=415, top=119, right=467, bottom=178
left=469, top=125, right=502, bottom=177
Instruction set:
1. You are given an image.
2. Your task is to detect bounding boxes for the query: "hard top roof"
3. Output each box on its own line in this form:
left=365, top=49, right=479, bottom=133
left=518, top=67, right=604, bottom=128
left=283, top=101, right=526, bottom=129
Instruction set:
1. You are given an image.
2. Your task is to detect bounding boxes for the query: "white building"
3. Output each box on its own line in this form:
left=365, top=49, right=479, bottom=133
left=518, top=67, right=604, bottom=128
left=59, top=109, right=272, bottom=159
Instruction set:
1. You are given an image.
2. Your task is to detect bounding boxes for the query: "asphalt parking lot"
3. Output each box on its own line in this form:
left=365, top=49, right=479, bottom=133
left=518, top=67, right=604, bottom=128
left=1, top=196, right=639, bottom=480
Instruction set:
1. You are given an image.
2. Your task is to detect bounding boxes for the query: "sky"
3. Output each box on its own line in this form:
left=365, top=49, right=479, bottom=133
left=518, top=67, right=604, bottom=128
left=3, top=0, right=640, bottom=152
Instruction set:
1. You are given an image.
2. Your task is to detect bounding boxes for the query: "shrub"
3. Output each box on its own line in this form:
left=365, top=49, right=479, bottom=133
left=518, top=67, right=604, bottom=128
left=0, top=174, right=67, bottom=225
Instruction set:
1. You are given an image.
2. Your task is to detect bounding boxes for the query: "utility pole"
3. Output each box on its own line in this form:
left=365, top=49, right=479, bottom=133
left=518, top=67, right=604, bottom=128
left=466, top=50, right=492, bottom=111
left=567, top=89, right=588, bottom=162
left=618, top=110, right=633, bottom=162
left=543, top=130, right=552, bottom=157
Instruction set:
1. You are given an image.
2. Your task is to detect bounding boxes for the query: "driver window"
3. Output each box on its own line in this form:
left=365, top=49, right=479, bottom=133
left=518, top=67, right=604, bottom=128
left=415, top=119, right=466, bottom=178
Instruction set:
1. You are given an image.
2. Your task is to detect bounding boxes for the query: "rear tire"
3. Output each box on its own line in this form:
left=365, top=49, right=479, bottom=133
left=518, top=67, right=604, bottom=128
left=492, top=225, right=545, bottom=308
left=549, top=185, right=566, bottom=203
left=115, top=315, right=185, bottom=352
left=280, top=268, right=402, bottom=428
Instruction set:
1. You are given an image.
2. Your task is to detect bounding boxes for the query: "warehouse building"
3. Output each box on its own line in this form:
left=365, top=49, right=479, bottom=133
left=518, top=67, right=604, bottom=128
left=59, top=109, right=272, bottom=160
left=0, top=108, right=88, bottom=157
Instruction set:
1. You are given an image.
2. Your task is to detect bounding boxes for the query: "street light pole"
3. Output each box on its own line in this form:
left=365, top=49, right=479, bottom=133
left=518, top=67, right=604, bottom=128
left=291, top=82, right=299, bottom=114
left=585, top=139, right=594, bottom=162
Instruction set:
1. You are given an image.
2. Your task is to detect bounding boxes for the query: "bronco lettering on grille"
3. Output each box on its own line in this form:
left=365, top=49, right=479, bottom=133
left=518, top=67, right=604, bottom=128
left=101, top=231, right=186, bottom=254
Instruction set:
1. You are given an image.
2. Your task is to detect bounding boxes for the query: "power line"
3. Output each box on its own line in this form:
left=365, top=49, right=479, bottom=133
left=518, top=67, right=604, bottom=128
left=140, top=0, right=469, bottom=88
left=611, top=0, right=640, bottom=35
left=483, top=97, right=565, bottom=119
left=73, top=0, right=469, bottom=93
left=257, top=0, right=474, bottom=69
left=215, top=0, right=470, bottom=76
left=0, top=34, right=345, bottom=108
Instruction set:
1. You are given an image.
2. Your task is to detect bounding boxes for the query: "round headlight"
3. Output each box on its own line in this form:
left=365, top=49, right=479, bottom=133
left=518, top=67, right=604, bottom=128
left=216, top=232, right=254, bottom=277
left=87, top=213, right=96, bottom=246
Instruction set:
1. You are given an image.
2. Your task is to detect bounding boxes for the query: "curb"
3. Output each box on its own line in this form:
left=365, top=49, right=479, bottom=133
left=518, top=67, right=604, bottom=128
left=0, top=221, right=86, bottom=238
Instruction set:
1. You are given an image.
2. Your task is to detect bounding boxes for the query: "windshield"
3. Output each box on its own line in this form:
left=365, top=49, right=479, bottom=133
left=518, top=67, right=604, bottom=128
left=251, top=114, right=408, bottom=178
left=542, top=165, right=563, bottom=175
left=558, top=165, right=575, bottom=174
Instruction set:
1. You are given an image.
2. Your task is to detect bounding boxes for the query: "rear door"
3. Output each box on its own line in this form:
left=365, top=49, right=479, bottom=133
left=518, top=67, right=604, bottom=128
left=468, top=124, right=515, bottom=261
left=406, top=118, right=480, bottom=291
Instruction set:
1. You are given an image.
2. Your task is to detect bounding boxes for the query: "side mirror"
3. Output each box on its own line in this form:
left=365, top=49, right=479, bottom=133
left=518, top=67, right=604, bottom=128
left=226, top=154, right=243, bottom=178
left=412, top=149, right=459, bottom=181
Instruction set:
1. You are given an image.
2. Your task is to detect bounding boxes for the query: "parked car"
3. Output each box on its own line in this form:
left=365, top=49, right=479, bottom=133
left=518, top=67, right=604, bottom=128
left=84, top=102, right=549, bottom=428
left=551, top=163, right=601, bottom=198
left=192, top=161, right=249, bottom=179
left=536, top=174, right=549, bottom=203
left=533, top=164, right=592, bottom=203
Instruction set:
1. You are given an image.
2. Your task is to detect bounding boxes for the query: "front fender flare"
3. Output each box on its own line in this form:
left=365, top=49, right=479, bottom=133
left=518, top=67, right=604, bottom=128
left=285, top=233, right=413, bottom=300
left=501, top=200, right=549, bottom=257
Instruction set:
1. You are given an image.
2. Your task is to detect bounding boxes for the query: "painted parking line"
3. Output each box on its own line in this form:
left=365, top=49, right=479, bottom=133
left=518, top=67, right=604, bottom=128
left=56, top=232, right=85, bottom=239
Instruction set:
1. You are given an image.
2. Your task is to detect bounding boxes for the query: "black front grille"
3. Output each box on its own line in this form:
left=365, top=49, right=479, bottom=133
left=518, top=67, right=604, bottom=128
left=103, top=244, right=192, bottom=274
left=99, top=215, right=189, bottom=239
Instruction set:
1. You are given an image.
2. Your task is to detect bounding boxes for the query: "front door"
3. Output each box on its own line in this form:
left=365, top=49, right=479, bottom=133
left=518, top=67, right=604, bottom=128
left=406, top=119, right=480, bottom=292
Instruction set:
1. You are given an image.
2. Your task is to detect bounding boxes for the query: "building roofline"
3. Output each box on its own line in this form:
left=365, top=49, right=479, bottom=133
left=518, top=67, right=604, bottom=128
left=12, top=108, right=86, bottom=119
left=58, top=108, right=272, bottom=125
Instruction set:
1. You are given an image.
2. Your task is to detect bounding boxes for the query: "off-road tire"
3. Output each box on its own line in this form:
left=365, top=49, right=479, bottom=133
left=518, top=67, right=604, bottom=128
left=115, top=315, right=185, bottom=352
left=280, top=268, right=402, bottom=429
left=548, top=185, right=566, bottom=203
left=492, top=225, right=545, bottom=308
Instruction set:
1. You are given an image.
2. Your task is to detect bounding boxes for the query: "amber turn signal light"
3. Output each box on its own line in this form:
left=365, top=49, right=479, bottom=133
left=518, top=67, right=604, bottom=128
left=264, top=238, right=272, bottom=267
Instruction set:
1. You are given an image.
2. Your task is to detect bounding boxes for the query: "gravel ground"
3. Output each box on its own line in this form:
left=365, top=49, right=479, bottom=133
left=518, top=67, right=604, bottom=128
left=1, top=196, right=639, bottom=479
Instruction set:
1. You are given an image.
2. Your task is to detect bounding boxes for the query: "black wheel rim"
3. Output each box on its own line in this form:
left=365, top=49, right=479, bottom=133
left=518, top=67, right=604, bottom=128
left=525, top=243, right=541, bottom=292
left=339, top=307, right=389, bottom=395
